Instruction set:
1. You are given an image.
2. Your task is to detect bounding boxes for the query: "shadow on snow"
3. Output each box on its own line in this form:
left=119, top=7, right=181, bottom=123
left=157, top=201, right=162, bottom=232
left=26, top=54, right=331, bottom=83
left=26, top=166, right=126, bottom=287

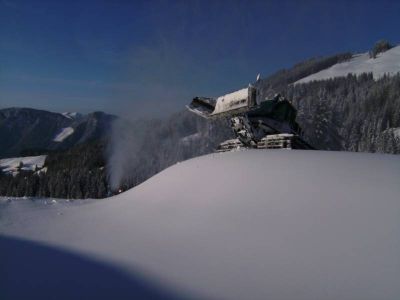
left=0, top=235, right=191, bottom=300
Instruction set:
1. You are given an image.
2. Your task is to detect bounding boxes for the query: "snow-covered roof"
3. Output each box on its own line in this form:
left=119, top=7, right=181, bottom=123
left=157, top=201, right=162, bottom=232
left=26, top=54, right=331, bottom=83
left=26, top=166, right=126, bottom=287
left=212, top=87, right=249, bottom=115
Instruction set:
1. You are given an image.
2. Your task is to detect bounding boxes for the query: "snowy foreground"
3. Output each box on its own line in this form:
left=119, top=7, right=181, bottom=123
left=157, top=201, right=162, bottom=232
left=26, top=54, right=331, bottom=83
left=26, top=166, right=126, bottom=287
left=1, top=150, right=400, bottom=300
left=295, top=45, right=400, bottom=84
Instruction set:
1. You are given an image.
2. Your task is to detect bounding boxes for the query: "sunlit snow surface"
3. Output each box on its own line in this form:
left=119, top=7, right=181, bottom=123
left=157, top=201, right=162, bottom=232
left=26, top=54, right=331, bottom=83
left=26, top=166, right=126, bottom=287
left=295, top=45, right=400, bottom=84
left=1, top=150, right=400, bottom=300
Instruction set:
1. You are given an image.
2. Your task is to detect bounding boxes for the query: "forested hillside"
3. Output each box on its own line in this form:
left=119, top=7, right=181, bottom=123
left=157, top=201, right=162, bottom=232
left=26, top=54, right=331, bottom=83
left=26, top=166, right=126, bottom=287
left=288, top=74, right=400, bottom=153
left=0, top=140, right=108, bottom=198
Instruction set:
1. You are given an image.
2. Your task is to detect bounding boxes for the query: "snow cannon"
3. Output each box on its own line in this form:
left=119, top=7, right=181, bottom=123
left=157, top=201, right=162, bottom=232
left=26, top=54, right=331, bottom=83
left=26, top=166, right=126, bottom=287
left=187, top=85, right=259, bottom=119
left=187, top=84, right=314, bottom=151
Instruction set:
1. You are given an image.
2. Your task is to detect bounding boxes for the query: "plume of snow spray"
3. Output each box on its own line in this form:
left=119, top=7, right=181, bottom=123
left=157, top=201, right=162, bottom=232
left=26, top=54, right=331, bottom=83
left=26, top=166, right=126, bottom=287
left=107, top=118, right=142, bottom=191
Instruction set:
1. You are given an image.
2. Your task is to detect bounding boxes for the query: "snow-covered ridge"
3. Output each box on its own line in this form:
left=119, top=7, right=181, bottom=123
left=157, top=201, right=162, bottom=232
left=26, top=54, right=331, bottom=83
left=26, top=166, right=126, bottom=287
left=1, top=151, right=399, bottom=300
left=61, top=112, right=81, bottom=120
left=0, top=155, right=46, bottom=176
left=295, top=45, right=400, bottom=84
left=53, top=127, right=74, bottom=142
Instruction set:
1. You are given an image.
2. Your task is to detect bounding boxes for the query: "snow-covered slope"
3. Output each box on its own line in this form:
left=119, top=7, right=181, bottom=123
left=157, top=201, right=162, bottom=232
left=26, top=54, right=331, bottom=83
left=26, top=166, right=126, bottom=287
left=0, top=155, right=46, bottom=175
left=61, top=112, right=81, bottom=120
left=1, top=151, right=400, bottom=300
left=295, top=45, right=400, bottom=84
left=53, top=127, right=74, bottom=142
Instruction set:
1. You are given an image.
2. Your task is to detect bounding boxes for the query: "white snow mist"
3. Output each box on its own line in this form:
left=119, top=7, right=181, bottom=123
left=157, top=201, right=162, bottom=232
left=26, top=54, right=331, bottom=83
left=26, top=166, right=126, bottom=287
left=107, top=118, right=143, bottom=190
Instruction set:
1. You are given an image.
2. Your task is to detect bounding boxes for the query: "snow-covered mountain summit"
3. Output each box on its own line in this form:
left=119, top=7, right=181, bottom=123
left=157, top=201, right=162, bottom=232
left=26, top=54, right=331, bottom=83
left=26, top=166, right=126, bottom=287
left=1, top=150, right=399, bottom=300
left=295, top=45, right=400, bottom=84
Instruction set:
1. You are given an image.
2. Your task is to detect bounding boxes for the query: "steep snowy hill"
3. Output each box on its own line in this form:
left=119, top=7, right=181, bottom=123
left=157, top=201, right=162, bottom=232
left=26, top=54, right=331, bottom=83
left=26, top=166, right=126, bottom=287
left=1, top=150, right=399, bottom=300
left=294, top=45, right=400, bottom=84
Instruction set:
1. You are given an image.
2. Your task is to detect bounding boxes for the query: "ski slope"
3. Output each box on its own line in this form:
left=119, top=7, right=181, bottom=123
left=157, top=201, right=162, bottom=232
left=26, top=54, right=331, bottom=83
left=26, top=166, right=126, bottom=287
left=295, top=45, right=400, bottom=84
left=53, top=126, right=74, bottom=142
left=1, top=150, right=400, bottom=300
left=0, top=155, right=46, bottom=175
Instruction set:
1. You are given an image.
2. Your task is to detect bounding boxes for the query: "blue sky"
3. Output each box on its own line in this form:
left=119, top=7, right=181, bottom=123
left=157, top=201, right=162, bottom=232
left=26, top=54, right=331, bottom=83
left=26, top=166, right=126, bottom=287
left=1, top=0, right=399, bottom=118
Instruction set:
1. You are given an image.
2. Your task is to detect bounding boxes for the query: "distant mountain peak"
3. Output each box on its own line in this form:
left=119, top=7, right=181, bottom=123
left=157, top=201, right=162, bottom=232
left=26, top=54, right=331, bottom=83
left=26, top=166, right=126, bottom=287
left=0, top=107, right=115, bottom=158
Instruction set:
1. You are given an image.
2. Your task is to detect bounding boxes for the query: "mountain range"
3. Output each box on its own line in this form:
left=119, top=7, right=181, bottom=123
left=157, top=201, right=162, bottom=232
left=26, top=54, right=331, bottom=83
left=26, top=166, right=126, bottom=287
left=0, top=108, right=116, bottom=158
